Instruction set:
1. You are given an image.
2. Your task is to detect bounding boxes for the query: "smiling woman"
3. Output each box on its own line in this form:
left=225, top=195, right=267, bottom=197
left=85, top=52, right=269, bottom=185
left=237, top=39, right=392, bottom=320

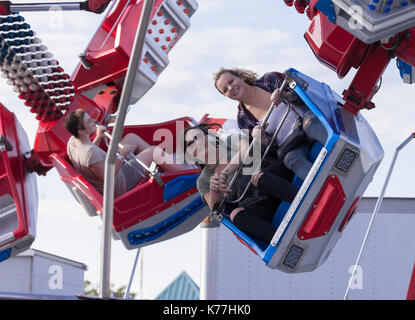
left=213, top=67, right=290, bottom=135
left=213, top=67, right=327, bottom=181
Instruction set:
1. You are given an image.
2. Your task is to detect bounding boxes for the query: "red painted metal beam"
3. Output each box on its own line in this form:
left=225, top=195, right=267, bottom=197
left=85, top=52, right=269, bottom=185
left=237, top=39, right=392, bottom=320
left=342, top=43, right=392, bottom=114
left=406, top=262, right=415, bottom=300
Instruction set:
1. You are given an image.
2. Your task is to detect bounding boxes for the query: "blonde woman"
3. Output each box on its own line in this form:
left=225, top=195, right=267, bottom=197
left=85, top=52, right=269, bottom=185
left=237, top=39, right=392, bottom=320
left=213, top=67, right=327, bottom=180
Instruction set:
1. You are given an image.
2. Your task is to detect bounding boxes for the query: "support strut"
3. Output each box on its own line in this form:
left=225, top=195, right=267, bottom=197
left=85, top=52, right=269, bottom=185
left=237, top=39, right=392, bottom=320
left=0, top=0, right=111, bottom=14
left=344, top=132, right=415, bottom=300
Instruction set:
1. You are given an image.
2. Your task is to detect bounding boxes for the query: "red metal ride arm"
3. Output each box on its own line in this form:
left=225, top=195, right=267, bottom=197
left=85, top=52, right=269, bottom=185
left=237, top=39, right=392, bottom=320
left=0, top=0, right=111, bottom=15
left=342, top=43, right=393, bottom=114
left=304, top=10, right=415, bottom=114
left=342, top=28, right=415, bottom=114
left=0, top=1, right=10, bottom=14
left=407, top=262, right=415, bottom=300
left=80, top=0, right=112, bottom=14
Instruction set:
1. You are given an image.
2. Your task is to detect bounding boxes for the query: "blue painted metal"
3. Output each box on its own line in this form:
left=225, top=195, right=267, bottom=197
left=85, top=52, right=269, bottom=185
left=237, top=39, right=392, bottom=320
left=221, top=68, right=342, bottom=265
left=314, top=0, right=337, bottom=23
left=263, top=69, right=340, bottom=264
left=163, top=174, right=199, bottom=202
left=128, top=196, right=205, bottom=246
left=0, top=248, right=11, bottom=263
left=397, top=58, right=414, bottom=83
left=222, top=217, right=269, bottom=257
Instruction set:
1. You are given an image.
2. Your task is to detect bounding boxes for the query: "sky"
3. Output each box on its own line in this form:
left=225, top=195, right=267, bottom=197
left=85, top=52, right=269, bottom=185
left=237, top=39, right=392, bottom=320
left=1, top=0, right=414, bottom=299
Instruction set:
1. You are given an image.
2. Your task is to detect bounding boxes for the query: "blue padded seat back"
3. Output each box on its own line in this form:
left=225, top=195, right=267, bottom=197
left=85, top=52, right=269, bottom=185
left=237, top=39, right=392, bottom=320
left=272, top=141, right=323, bottom=227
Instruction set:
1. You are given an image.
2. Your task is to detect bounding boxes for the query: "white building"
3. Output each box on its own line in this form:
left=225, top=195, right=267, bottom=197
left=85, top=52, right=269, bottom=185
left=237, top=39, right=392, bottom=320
left=0, top=249, right=87, bottom=299
left=201, top=197, right=415, bottom=300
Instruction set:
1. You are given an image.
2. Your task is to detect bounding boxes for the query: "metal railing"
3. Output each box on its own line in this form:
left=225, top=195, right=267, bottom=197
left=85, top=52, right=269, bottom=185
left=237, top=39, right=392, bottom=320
left=344, top=132, right=415, bottom=300
left=210, top=75, right=293, bottom=219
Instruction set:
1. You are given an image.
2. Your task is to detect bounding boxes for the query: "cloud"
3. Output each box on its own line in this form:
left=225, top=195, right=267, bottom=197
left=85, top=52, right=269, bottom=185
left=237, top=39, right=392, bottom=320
left=196, top=0, right=224, bottom=14
left=171, top=27, right=294, bottom=69
left=4, top=0, right=414, bottom=299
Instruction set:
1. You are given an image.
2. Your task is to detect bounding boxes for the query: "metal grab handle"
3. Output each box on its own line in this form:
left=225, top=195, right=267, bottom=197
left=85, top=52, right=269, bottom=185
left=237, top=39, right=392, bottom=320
left=96, top=124, right=163, bottom=185
left=211, top=76, right=292, bottom=217
left=8, top=2, right=81, bottom=12
left=343, top=132, right=415, bottom=300
left=227, top=101, right=293, bottom=204
left=8, top=1, right=112, bottom=13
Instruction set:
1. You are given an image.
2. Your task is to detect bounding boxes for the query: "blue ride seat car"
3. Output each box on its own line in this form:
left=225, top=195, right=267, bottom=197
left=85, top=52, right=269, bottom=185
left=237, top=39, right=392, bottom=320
left=221, top=68, right=384, bottom=273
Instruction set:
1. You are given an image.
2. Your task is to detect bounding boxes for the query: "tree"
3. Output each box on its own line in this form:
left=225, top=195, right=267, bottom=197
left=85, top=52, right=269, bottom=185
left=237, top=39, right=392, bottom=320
left=84, top=280, right=137, bottom=299
left=84, top=280, right=98, bottom=297
left=111, top=283, right=137, bottom=299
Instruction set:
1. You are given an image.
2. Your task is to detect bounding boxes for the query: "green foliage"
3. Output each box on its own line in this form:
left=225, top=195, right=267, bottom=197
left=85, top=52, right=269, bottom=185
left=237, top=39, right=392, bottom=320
left=84, top=280, right=98, bottom=297
left=84, top=280, right=137, bottom=299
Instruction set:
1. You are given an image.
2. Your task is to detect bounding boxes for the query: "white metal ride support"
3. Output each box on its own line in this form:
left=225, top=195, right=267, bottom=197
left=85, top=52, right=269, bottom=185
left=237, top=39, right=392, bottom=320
left=200, top=217, right=220, bottom=300
left=123, top=249, right=141, bottom=300
left=344, top=132, right=415, bottom=300
left=9, top=2, right=82, bottom=11
left=99, top=0, right=155, bottom=300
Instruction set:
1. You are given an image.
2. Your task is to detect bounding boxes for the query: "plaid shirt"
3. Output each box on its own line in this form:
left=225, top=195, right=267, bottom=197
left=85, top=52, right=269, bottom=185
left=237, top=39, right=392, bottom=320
left=237, top=71, right=286, bottom=134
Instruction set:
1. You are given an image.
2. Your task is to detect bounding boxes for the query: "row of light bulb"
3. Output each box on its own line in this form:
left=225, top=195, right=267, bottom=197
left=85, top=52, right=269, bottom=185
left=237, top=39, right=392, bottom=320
left=0, top=14, right=75, bottom=120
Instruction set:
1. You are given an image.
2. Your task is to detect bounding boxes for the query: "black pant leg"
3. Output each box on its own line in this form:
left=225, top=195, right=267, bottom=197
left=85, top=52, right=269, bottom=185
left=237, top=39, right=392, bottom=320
left=258, top=172, right=298, bottom=203
left=233, top=206, right=277, bottom=243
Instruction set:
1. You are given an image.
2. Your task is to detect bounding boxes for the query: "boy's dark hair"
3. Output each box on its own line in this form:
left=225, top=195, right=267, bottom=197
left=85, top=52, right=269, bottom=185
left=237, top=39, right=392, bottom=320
left=65, top=109, right=86, bottom=138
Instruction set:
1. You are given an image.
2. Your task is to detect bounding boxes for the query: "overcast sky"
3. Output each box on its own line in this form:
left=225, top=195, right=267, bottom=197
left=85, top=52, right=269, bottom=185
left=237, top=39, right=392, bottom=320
left=2, top=0, right=414, bottom=299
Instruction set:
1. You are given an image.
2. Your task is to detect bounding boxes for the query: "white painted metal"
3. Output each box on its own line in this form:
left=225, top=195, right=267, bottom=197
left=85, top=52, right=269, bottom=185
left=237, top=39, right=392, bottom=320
left=0, top=249, right=86, bottom=297
left=207, top=198, right=415, bottom=299
left=200, top=218, right=220, bottom=300
left=344, top=133, right=415, bottom=300
left=100, top=0, right=155, bottom=299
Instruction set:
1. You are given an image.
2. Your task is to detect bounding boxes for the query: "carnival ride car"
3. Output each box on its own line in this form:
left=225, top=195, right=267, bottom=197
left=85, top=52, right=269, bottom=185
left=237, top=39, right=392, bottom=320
left=0, top=0, right=209, bottom=262
left=217, top=69, right=383, bottom=273
left=0, top=0, right=412, bottom=282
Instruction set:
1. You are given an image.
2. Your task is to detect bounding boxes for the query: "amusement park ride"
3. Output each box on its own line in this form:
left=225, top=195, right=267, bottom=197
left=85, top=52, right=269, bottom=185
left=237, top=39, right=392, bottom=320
left=0, top=0, right=414, bottom=299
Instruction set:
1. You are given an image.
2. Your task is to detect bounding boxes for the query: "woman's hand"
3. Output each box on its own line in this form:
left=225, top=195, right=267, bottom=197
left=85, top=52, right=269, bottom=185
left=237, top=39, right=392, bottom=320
left=252, top=124, right=267, bottom=143
left=210, top=172, right=229, bottom=194
left=251, top=171, right=264, bottom=188
left=271, top=88, right=284, bottom=106
left=271, top=87, right=297, bottom=105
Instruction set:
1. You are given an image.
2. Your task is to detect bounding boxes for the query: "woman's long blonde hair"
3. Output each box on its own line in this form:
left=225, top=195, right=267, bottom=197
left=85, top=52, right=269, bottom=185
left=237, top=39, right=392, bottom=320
left=213, top=67, right=258, bottom=92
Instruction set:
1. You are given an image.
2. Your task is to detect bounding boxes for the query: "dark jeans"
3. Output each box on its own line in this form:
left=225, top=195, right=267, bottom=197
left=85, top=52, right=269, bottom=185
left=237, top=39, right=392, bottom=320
left=233, top=164, right=299, bottom=244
